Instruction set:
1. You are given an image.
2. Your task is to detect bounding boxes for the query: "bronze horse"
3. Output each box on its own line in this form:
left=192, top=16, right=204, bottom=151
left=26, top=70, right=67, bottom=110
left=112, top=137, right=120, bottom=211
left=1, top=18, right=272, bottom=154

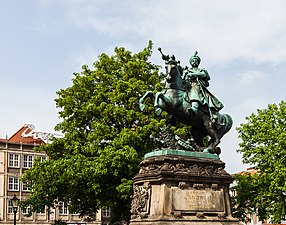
left=139, top=49, right=232, bottom=153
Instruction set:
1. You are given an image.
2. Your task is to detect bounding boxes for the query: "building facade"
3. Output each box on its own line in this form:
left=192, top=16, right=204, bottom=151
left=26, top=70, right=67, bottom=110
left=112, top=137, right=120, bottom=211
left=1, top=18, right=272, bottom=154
left=0, top=125, right=111, bottom=225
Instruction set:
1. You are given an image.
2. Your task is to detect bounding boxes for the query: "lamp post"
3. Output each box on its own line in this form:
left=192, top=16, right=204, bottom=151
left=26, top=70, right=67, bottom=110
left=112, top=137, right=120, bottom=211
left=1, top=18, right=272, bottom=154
left=11, top=195, right=19, bottom=225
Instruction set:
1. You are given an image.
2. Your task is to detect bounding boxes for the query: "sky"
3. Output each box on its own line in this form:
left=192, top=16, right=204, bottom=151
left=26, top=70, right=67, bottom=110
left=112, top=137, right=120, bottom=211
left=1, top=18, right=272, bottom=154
left=1, top=0, right=286, bottom=173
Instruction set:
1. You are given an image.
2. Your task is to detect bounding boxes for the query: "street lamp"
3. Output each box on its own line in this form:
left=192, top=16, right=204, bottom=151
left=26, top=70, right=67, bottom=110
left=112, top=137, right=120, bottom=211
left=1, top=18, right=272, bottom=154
left=11, top=195, right=19, bottom=225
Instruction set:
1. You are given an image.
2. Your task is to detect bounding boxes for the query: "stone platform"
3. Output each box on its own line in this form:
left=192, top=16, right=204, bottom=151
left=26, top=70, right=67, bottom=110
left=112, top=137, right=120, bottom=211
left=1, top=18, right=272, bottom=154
left=130, top=150, right=242, bottom=225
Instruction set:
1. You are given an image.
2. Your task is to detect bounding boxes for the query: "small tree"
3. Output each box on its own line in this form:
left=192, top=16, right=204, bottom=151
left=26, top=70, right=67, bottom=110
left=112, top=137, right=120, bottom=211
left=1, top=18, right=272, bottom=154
left=235, top=101, right=286, bottom=223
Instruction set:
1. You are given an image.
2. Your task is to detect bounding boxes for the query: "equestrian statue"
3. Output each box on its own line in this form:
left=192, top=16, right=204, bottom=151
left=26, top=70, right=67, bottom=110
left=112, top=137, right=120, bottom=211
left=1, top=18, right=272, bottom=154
left=139, top=48, right=232, bottom=154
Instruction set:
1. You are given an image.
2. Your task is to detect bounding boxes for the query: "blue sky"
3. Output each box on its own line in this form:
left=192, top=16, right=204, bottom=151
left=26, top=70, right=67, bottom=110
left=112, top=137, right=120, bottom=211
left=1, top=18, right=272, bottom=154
left=1, top=0, right=286, bottom=173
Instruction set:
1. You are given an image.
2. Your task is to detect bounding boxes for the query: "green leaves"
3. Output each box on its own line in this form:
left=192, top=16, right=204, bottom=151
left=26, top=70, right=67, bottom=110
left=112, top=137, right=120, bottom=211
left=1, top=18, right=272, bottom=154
left=22, top=41, right=166, bottom=221
left=238, top=102, right=286, bottom=161
left=235, top=101, right=286, bottom=223
left=231, top=172, right=258, bottom=222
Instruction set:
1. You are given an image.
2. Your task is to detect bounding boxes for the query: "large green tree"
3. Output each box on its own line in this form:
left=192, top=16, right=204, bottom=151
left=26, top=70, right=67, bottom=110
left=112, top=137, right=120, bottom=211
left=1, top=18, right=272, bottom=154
left=235, top=101, right=286, bottom=223
left=22, top=42, right=167, bottom=221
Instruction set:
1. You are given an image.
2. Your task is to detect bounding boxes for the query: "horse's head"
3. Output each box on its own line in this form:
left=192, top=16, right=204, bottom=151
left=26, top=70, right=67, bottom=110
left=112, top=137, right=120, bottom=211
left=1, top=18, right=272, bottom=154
left=158, top=48, right=180, bottom=79
left=164, top=55, right=179, bottom=78
left=158, top=48, right=184, bottom=89
left=163, top=56, right=184, bottom=89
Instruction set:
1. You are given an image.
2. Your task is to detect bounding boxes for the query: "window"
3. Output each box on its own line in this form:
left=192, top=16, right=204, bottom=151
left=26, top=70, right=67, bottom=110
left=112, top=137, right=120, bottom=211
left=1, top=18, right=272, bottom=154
left=8, top=177, right=19, bottom=191
left=58, top=202, right=68, bottom=215
left=23, top=155, right=33, bottom=168
left=8, top=198, right=20, bottom=214
left=22, top=205, right=31, bottom=215
left=8, top=153, right=19, bottom=168
left=102, top=207, right=111, bottom=218
left=35, top=155, right=46, bottom=162
left=8, top=200, right=14, bottom=214
left=36, top=207, right=45, bottom=214
left=22, top=182, right=30, bottom=191
left=230, top=189, right=236, bottom=197
left=39, top=156, right=46, bottom=162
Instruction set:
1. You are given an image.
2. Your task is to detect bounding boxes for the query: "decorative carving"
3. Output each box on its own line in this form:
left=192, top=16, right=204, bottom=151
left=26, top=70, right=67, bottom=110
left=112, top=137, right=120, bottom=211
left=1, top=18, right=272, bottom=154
left=131, top=184, right=150, bottom=217
left=211, top=183, right=219, bottom=191
left=189, top=164, right=200, bottom=174
left=196, top=212, right=205, bottom=219
left=202, top=165, right=214, bottom=175
left=217, top=167, right=226, bottom=175
left=161, top=162, right=175, bottom=171
left=138, top=157, right=225, bottom=177
left=175, top=163, right=188, bottom=173
left=178, top=182, right=188, bottom=190
left=193, top=183, right=204, bottom=189
left=21, top=123, right=58, bottom=143
left=172, top=211, right=183, bottom=219
left=151, top=126, right=181, bottom=150
left=218, top=213, right=227, bottom=219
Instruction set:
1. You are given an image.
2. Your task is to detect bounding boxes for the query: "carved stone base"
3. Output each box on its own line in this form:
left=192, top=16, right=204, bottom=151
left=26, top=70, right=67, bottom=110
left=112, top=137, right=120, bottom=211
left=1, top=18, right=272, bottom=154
left=130, top=150, right=242, bottom=225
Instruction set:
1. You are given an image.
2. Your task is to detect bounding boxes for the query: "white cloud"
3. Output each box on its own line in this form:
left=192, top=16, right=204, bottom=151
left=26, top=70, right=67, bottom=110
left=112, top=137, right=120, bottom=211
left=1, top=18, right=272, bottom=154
left=70, top=48, right=100, bottom=69
left=240, top=98, right=269, bottom=116
left=62, top=0, right=286, bottom=65
left=238, top=70, right=267, bottom=85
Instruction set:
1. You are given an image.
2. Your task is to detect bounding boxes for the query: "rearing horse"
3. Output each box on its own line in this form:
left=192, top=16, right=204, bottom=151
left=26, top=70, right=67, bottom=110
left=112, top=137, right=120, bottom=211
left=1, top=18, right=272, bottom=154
left=139, top=49, right=232, bottom=153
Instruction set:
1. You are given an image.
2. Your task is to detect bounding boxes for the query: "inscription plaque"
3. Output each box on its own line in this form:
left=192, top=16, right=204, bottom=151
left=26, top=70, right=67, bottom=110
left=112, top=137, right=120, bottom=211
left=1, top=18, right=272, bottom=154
left=172, top=187, right=225, bottom=212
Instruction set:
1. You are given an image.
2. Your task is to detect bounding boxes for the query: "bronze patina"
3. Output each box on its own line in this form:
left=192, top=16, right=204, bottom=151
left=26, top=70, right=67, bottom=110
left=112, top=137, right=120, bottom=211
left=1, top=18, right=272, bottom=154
left=139, top=48, right=232, bottom=154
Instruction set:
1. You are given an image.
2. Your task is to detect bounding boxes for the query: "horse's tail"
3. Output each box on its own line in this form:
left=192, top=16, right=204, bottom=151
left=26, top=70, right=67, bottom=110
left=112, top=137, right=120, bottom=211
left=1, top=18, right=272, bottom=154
left=216, top=113, right=233, bottom=139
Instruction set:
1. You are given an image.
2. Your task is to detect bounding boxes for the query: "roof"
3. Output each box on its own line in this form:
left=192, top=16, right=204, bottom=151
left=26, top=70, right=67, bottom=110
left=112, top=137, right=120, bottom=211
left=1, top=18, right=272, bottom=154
left=6, top=125, right=45, bottom=145
left=235, top=167, right=258, bottom=176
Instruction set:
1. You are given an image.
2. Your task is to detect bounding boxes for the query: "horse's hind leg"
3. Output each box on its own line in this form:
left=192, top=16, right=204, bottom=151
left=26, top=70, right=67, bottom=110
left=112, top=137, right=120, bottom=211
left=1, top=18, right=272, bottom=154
left=203, top=120, right=220, bottom=153
left=139, top=91, right=155, bottom=111
left=190, top=128, right=205, bottom=151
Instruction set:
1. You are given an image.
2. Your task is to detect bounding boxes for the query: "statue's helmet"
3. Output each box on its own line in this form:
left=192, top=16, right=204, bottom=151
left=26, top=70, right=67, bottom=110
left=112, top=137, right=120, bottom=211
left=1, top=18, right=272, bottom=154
left=189, top=51, right=201, bottom=64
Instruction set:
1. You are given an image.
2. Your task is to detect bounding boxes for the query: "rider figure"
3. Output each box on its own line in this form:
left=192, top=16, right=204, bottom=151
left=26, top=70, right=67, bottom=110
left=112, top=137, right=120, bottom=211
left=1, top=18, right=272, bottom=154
left=183, top=51, right=224, bottom=115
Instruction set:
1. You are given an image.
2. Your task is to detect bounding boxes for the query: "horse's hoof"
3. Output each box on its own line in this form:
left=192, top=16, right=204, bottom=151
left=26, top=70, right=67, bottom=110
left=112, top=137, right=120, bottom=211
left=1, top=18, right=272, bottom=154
left=155, top=108, right=162, bottom=116
left=139, top=103, right=145, bottom=111
left=214, top=147, right=221, bottom=155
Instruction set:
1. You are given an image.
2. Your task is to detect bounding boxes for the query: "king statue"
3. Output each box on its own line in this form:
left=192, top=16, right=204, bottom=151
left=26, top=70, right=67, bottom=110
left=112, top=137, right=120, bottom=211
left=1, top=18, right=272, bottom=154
left=139, top=48, right=232, bottom=154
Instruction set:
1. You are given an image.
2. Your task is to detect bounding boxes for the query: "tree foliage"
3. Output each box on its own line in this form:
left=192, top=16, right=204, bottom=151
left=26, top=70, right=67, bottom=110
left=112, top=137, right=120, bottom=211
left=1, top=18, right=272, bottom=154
left=21, top=41, right=167, bottom=221
left=234, top=101, right=286, bottom=223
left=231, top=172, right=267, bottom=223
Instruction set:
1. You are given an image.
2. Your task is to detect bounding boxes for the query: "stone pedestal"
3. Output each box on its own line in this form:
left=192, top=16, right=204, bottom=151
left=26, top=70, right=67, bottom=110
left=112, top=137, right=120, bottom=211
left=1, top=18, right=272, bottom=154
left=130, top=150, right=242, bottom=225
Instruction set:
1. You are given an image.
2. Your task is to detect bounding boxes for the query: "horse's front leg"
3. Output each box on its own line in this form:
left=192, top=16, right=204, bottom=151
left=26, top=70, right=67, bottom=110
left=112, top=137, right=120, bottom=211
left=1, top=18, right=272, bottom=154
left=154, top=92, right=172, bottom=116
left=139, top=91, right=155, bottom=111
